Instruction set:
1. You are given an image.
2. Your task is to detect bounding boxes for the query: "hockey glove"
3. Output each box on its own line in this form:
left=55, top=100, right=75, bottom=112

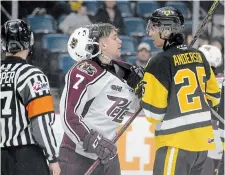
left=83, top=130, right=117, bottom=164
left=127, top=66, right=144, bottom=89
left=135, top=80, right=147, bottom=99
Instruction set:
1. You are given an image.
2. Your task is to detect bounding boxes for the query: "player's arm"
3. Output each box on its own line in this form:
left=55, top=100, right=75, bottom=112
left=205, top=67, right=221, bottom=107
left=140, top=56, right=170, bottom=124
left=60, top=62, right=105, bottom=144
left=17, top=67, right=58, bottom=163
left=60, top=67, right=91, bottom=143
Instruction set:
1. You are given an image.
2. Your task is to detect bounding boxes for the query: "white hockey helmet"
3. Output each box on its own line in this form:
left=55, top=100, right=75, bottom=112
left=67, top=27, right=100, bottom=62
left=199, top=45, right=222, bottom=68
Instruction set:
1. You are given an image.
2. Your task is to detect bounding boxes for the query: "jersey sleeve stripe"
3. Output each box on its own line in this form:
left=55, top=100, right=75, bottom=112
left=143, top=109, right=165, bottom=121
left=26, top=95, right=54, bottom=118
left=142, top=72, right=168, bottom=109
left=43, top=113, right=58, bottom=158
left=141, top=101, right=167, bottom=114
left=37, top=115, right=56, bottom=162
left=206, top=94, right=220, bottom=107
left=206, top=92, right=221, bottom=98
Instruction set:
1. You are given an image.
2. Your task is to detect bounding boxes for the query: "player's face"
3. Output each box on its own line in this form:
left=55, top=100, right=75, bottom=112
left=100, top=30, right=122, bottom=59
left=147, top=24, right=165, bottom=48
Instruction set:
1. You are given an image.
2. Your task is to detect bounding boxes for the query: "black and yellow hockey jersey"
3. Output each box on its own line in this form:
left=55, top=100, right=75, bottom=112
left=141, top=44, right=221, bottom=151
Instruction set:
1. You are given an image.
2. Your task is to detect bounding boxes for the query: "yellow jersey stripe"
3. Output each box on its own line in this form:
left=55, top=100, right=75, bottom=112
left=206, top=94, right=220, bottom=107
left=164, top=147, right=178, bottom=175
left=163, top=147, right=172, bottom=175
left=142, top=72, right=168, bottom=109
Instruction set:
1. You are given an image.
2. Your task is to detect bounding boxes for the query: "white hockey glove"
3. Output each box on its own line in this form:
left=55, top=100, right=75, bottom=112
left=83, top=130, right=117, bottom=164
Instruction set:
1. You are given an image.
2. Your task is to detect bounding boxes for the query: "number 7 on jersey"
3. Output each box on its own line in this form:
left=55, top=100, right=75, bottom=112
left=73, top=74, right=85, bottom=89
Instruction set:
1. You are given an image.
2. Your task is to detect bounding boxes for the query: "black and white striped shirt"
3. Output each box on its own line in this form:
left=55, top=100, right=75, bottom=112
left=0, top=56, right=58, bottom=163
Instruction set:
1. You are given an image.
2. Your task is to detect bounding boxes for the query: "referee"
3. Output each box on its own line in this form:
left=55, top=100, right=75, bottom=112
left=1, top=20, right=60, bottom=175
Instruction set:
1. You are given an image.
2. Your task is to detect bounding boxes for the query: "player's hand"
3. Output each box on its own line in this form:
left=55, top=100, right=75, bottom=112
left=49, top=162, right=61, bottom=175
left=127, top=66, right=144, bottom=89
left=135, top=80, right=146, bottom=99
left=83, top=130, right=117, bottom=164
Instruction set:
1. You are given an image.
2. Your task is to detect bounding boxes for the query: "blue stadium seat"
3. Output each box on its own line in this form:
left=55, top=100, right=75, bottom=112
left=42, top=34, right=69, bottom=53
left=136, top=1, right=160, bottom=18
left=165, top=2, right=190, bottom=19
left=141, top=37, right=162, bottom=54
left=85, top=1, right=100, bottom=16
left=124, top=18, right=146, bottom=37
left=58, top=54, right=76, bottom=73
left=126, top=56, right=137, bottom=65
left=117, top=1, right=133, bottom=17
left=119, top=36, right=137, bottom=56
left=27, top=15, right=56, bottom=33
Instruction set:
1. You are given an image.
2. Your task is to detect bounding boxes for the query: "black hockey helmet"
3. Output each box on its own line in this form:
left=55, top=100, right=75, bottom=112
left=1, top=19, right=34, bottom=53
left=146, top=7, right=184, bottom=40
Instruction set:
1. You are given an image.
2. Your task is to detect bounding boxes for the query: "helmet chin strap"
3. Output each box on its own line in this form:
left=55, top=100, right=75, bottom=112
left=159, top=32, right=169, bottom=50
left=160, top=32, right=175, bottom=50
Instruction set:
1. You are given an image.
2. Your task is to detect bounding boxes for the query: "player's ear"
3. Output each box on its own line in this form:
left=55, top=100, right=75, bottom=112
left=99, top=40, right=106, bottom=49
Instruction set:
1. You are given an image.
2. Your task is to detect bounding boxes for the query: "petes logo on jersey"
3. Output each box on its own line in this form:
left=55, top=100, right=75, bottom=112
left=77, top=62, right=97, bottom=76
left=107, top=95, right=131, bottom=123
left=33, top=81, right=49, bottom=92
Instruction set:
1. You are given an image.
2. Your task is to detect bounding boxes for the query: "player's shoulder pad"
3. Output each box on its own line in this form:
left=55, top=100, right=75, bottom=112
left=71, top=60, right=105, bottom=80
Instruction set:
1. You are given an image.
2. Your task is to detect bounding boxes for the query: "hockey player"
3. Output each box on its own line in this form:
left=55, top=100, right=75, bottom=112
left=199, top=45, right=224, bottom=89
left=137, top=7, right=221, bottom=175
left=58, top=23, right=143, bottom=175
left=199, top=45, right=224, bottom=175
left=1, top=20, right=60, bottom=175
left=218, top=82, right=224, bottom=175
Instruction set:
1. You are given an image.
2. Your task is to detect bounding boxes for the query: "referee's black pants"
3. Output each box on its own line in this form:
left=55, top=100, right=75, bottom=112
left=1, top=144, right=49, bottom=175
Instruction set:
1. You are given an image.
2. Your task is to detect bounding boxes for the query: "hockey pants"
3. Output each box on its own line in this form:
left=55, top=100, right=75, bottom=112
left=1, top=144, right=49, bottom=175
left=59, top=144, right=121, bottom=175
left=153, top=146, right=208, bottom=175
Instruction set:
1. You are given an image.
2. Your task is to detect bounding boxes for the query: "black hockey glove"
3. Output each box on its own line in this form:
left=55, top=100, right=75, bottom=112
left=135, top=80, right=147, bottom=99
left=83, top=130, right=117, bottom=164
left=127, top=66, right=144, bottom=89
